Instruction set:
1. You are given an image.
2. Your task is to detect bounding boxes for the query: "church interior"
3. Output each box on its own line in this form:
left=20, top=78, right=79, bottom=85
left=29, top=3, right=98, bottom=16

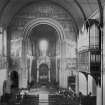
left=0, top=0, right=105, bottom=105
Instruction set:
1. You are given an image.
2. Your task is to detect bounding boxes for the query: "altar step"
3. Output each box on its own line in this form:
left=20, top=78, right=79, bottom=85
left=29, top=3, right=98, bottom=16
left=39, top=93, right=49, bottom=105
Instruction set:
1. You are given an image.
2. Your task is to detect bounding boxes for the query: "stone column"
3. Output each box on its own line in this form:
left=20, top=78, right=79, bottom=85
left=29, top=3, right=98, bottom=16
left=37, top=69, right=39, bottom=83
left=96, top=85, right=102, bottom=105
left=22, top=69, right=28, bottom=88
left=59, top=40, right=64, bottom=87
left=75, top=72, right=79, bottom=95
left=23, top=40, right=28, bottom=88
left=86, top=75, right=88, bottom=95
left=3, top=29, right=7, bottom=56
left=56, top=58, right=58, bottom=82
left=48, top=68, right=50, bottom=82
left=92, top=78, right=96, bottom=96
left=29, top=57, right=33, bottom=83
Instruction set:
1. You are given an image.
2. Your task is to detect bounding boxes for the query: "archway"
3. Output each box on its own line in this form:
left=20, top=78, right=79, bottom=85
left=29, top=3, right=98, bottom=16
left=22, top=18, right=65, bottom=88
left=10, top=71, right=19, bottom=89
left=79, top=72, right=87, bottom=95
left=79, top=72, right=97, bottom=96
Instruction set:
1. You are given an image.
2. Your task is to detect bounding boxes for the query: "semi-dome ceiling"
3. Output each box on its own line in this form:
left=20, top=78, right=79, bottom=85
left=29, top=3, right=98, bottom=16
left=0, top=0, right=104, bottom=30
left=30, top=24, right=58, bottom=42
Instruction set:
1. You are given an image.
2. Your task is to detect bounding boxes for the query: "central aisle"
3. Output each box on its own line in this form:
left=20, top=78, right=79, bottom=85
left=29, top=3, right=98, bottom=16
left=38, top=86, right=49, bottom=105
left=39, top=93, right=49, bottom=105
left=29, top=85, right=57, bottom=105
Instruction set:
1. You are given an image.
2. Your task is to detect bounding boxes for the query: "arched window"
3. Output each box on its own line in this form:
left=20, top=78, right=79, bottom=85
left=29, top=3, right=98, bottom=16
left=39, top=39, right=48, bottom=56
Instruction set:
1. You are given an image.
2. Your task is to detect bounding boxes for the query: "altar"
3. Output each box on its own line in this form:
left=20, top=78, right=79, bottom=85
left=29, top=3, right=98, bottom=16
left=37, top=56, right=51, bottom=85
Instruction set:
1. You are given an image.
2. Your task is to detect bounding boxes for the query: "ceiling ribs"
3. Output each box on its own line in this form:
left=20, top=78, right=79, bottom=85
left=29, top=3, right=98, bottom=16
left=0, top=0, right=10, bottom=21
left=9, top=0, right=79, bottom=33
left=52, top=1, right=79, bottom=33
left=74, top=0, right=87, bottom=21
left=96, top=0, right=103, bottom=27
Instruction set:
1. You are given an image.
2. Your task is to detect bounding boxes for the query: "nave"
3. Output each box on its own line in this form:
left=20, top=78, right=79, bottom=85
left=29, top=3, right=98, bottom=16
left=0, top=0, right=105, bottom=105
left=0, top=85, right=95, bottom=105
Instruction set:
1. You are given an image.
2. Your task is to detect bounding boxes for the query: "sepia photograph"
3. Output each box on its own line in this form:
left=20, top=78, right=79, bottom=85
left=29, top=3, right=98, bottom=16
left=0, top=0, right=105, bottom=105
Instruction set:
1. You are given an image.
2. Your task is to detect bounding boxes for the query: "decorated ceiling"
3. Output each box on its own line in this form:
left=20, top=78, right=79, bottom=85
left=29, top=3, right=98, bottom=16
left=0, top=0, right=104, bottom=31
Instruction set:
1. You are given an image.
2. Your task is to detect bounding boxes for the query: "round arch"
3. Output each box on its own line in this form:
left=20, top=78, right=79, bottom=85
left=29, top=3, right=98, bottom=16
left=22, top=18, right=65, bottom=66
left=23, top=18, right=65, bottom=41
left=21, top=18, right=65, bottom=87
left=79, top=72, right=87, bottom=95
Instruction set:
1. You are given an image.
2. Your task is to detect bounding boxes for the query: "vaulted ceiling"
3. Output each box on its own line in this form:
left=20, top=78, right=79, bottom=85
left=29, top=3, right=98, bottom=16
left=0, top=0, right=104, bottom=30
left=30, top=24, right=58, bottom=42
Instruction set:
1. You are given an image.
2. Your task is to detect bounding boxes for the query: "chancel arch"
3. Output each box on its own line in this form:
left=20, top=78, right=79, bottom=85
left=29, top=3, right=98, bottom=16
left=22, top=18, right=65, bottom=88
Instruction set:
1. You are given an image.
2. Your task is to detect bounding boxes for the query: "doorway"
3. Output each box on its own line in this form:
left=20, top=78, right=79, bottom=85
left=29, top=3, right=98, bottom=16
left=10, top=71, right=19, bottom=89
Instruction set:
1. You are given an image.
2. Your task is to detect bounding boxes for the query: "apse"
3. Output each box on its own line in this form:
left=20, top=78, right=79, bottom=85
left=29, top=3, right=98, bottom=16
left=29, top=24, right=59, bottom=57
left=26, top=24, right=60, bottom=86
